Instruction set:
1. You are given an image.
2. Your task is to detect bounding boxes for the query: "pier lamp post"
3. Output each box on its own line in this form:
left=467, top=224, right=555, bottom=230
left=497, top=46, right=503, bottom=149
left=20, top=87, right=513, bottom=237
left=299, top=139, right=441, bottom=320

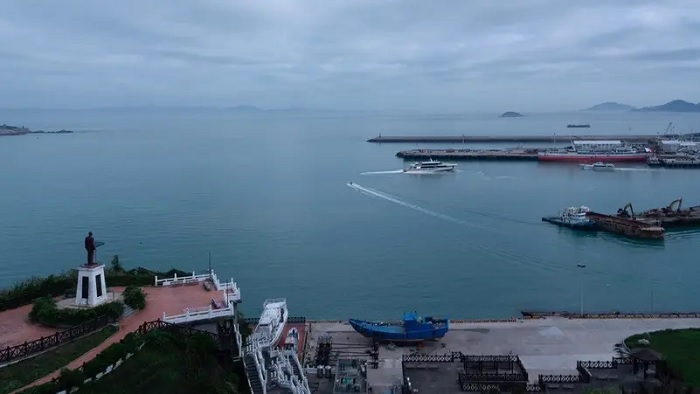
left=577, top=264, right=586, bottom=316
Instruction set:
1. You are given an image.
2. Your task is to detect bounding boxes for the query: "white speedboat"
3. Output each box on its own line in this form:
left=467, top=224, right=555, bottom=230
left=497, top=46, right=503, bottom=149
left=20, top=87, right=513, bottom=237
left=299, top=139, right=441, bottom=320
left=580, top=162, right=615, bottom=171
left=252, top=298, right=287, bottom=347
left=404, top=159, right=457, bottom=173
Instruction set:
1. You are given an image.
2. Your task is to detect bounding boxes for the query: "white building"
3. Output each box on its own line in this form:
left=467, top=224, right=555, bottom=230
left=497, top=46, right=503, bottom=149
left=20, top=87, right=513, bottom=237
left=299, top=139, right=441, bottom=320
left=572, top=140, right=623, bottom=152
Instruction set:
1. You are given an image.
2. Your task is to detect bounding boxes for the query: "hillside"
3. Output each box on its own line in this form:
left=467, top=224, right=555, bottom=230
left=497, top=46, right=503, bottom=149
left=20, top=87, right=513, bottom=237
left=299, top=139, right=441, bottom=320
left=582, top=102, right=636, bottom=111
left=500, top=111, right=524, bottom=117
left=635, top=99, right=700, bottom=112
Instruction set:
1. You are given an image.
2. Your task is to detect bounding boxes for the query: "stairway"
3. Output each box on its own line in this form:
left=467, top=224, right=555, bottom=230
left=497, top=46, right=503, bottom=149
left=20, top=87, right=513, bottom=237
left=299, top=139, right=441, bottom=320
left=288, top=355, right=303, bottom=379
left=244, top=353, right=265, bottom=394
left=121, top=305, right=136, bottom=319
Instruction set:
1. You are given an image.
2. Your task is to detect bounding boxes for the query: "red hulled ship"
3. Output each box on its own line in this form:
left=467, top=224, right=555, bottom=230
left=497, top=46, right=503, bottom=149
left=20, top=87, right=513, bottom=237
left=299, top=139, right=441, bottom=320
left=538, top=140, right=650, bottom=163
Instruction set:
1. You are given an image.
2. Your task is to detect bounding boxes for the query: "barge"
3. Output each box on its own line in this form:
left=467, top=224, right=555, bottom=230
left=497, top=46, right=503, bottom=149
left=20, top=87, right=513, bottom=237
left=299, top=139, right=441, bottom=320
left=647, top=155, right=700, bottom=169
left=585, top=211, right=664, bottom=239
left=617, top=198, right=700, bottom=228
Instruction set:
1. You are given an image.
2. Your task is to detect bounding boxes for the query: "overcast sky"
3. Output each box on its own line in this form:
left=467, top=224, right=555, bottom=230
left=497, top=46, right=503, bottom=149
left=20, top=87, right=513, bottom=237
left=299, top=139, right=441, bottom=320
left=1, top=0, right=699, bottom=111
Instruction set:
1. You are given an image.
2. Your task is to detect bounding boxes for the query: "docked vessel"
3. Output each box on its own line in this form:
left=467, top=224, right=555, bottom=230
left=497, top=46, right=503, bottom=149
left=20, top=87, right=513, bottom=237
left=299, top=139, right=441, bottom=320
left=349, top=311, right=449, bottom=343
left=251, top=298, right=287, bottom=347
left=538, top=140, right=649, bottom=163
left=580, top=162, right=615, bottom=171
left=403, top=159, right=456, bottom=173
left=542, top=206, right=597, bottom=230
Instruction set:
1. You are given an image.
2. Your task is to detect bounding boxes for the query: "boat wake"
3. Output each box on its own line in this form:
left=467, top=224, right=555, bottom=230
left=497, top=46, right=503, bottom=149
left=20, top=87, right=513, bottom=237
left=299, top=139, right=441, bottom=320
left=347, top=182, right=477, bottom=227
left=360, top=169, right=404, bottom=175
left=613, top=167, right=662, bottom=172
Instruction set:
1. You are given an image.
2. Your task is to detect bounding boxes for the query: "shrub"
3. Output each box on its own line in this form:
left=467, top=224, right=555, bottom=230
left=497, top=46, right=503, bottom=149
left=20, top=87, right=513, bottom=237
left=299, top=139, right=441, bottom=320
left=1, top=261, right=190, bottom=311
left=0, top=273, right=76, bottom=312
left=122, top=286, right=147, bottom=310
left=30, top=297, right=124, bottom=327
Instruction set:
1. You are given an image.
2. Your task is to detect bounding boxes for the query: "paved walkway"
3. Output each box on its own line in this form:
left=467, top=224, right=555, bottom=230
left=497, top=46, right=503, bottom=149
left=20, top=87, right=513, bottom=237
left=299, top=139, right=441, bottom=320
left=12, top=285, right=217, bottom=393
left=0, top=303, right=60, bottom=348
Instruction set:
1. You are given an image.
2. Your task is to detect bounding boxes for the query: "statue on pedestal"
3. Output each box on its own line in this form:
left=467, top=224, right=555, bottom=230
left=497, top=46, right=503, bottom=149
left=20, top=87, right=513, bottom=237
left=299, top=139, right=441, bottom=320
left=84, top=231, right=96, bottom=266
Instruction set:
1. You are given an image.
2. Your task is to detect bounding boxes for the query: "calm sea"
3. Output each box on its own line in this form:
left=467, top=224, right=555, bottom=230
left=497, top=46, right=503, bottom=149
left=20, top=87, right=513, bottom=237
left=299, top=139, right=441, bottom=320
left=1, top=108, right=699, bottom=319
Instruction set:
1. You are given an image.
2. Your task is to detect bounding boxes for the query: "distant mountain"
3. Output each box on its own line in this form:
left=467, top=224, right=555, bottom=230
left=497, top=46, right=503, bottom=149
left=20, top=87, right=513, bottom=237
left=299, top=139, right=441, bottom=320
left=500, top=111, right=524, bottom=118
left=226, top=105, right=265, bottom=112
left=635, top=99, right=700, bottom=113
left=582, top=102, right=636, bottom=112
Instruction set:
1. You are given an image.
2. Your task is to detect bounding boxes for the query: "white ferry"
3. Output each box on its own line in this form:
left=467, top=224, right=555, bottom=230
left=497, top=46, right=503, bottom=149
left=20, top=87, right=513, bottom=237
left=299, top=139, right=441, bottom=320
left=404, top=159, right=457, bottom=173
left=580, top=162, right=615, bottom=171
left=252, top=298, right=287, bottom=347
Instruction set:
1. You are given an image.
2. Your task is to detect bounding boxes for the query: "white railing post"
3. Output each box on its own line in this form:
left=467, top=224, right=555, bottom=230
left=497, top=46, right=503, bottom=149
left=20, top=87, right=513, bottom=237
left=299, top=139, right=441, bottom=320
left=162, top=312, right=166, bottom=320
left=154, top=276, right=158, bottom=285
left=192, top=271, right=195, bottom=279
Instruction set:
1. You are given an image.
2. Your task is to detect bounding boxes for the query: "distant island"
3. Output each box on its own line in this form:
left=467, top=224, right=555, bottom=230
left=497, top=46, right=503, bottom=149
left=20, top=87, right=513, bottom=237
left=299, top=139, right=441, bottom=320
left=582, top=102, right=636, bottom=112
left=583, top=99, right=700, bottom=113
left=634, top=99, right=700, bottom=113
left=500, top=111, right=524, bottom=118
left=0, top=124, right=74, bottom=136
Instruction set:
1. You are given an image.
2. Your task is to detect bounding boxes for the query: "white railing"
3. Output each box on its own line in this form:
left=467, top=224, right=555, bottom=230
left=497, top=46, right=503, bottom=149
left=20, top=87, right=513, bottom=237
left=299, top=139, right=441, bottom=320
left=243, top=341, right=268, bottom=394
left=162, top=304, right=235, bottom=324
left=154, top=271, right=207, bottom=286
left=222, top=280, right=241, bottom=303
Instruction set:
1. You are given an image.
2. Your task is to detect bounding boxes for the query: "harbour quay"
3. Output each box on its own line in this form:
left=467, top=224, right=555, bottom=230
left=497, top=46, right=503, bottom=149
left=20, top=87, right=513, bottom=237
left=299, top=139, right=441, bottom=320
left=396, top=148, right=539, bottom=161
left=303, top=315, right=700, bottom=393
left=368, top=134, right=659, bottom=143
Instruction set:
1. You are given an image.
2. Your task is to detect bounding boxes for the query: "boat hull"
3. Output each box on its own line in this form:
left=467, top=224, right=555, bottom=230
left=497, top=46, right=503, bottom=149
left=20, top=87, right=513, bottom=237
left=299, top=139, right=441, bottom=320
left=348, top=318, right=449, bottom=342
left=404, top=167, right=456, bottom=174
left=541, top=216, right=598, bottom=230
left=539, top=153, right=648, bottom=163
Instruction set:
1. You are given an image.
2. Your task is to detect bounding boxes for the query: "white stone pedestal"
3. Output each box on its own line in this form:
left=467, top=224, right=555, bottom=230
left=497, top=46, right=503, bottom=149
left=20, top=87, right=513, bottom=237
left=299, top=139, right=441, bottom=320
left=75, top=264, right=108, bottom=307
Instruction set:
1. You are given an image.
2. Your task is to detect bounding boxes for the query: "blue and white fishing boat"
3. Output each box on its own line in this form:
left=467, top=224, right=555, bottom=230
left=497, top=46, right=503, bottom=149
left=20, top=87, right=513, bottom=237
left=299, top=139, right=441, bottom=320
left=349, top=312, right=449, bottom=343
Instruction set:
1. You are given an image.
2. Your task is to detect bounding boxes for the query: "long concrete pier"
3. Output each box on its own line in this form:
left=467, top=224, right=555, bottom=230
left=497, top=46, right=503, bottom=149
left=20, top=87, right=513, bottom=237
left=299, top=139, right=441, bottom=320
left=367, top=135, right=659, bottom=143
left=396, top=148, right=539, bottom=161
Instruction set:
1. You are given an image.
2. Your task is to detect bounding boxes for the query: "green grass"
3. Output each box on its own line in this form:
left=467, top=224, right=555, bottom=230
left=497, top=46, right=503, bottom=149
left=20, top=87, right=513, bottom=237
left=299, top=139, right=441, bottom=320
left=0, top=325, right=117, bottom=394
left=78, top=332, right=242, bottom=394
left=625, top=328, right=700, bottom=388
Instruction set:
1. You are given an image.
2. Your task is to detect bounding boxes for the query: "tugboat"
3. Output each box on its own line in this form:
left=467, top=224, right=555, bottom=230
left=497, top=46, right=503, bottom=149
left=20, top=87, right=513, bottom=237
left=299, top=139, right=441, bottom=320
left=349, top=311, right=449, bottom=343
left=542, top=206, right=597, bottom=230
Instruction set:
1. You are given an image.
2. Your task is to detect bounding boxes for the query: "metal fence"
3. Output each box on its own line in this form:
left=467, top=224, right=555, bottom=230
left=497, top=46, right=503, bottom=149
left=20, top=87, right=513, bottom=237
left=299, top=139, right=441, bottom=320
left=0, top=315, right=113, bottom=365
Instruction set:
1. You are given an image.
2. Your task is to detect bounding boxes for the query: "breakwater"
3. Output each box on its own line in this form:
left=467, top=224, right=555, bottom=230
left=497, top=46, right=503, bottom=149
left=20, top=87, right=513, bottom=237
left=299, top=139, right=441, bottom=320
left=368, top=134, right=658, bottom=143
left=396, top=148, right=539, bottom=161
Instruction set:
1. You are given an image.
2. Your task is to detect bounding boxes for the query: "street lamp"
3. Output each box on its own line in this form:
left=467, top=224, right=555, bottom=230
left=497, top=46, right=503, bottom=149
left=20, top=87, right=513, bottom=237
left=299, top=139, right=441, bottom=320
left=577, top=264, right=586, bottom=316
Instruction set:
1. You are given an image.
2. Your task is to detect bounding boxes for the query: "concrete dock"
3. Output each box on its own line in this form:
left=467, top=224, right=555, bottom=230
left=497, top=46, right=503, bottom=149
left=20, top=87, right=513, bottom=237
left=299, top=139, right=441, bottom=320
left=304, top=317, right=700, bottom=393
left=368, top=135, right=658, bottom=143
left=396, top=148, right=539, bottom=161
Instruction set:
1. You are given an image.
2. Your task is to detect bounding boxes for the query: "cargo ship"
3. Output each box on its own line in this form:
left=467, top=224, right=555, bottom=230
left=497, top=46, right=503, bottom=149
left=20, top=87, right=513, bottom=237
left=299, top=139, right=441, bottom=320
left=349, top=311, right=449, bottom=343
left=538, top=140, right=649, bottom=163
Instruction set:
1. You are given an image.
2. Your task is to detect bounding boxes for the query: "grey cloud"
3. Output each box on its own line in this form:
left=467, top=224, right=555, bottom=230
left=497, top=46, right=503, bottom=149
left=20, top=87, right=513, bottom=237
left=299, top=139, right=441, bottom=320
left=0, top=0, right=699, bottom=111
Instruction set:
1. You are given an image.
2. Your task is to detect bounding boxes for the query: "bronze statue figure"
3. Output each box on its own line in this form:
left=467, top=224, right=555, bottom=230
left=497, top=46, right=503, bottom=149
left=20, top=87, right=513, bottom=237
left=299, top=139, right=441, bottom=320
left=85, top=231, right=96, bottom=265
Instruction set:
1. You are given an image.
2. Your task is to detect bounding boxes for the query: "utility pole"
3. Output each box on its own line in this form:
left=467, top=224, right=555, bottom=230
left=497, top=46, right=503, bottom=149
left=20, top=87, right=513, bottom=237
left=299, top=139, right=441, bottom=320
left=577, top=264, right=586, bottom=316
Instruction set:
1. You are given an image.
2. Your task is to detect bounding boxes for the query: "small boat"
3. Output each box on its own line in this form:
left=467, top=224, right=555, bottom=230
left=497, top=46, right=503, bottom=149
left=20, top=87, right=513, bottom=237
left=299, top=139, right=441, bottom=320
left=349, top=311, right=449, bottom=343
left=404, top=159, right=456, bottom=173
left=251, top=298, right=287, bottom=347
left=580, top=162, right=615, bottom=171
left=542, top=206, right=597, bottom=230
